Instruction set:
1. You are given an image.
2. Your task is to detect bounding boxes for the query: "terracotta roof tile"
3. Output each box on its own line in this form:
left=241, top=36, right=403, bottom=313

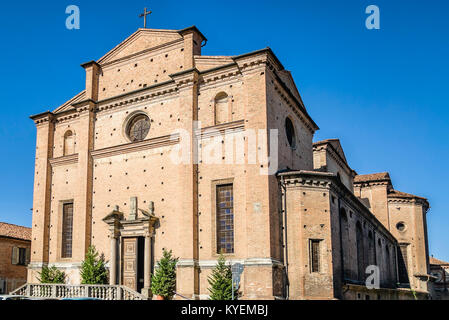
left=388, top=189, right=427, bottom=200
left=354, top=172, right=391, bottom=183
left=430, top=257, right=449, bottom=266
left=0, top=222, right=31, bottom=241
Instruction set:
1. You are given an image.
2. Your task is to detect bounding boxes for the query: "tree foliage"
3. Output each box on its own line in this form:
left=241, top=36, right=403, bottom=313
left=151, top=249, right=178, bottom=299
left=207, top=254, right=238, bottom=300
left=80, top=245, right=109, bottom=285
left=38, top=265, right=66, bottom=284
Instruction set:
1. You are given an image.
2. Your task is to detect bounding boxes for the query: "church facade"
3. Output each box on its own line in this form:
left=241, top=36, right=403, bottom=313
left=28, top=26, right=433, bottom=299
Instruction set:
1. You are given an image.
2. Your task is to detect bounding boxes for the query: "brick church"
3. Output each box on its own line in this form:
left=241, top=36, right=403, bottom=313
left=28, top=25, right=434, bottom=299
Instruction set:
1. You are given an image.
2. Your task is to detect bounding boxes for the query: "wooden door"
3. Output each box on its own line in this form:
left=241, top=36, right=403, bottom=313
left=122, top=238, right=138, bottom=291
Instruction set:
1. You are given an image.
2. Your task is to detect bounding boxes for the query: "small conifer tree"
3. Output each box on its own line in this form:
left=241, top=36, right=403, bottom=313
left=38, top=266, right=66, bottom=284
left=151, top=249, right=178, bottom=299
left=207, top=254, right=238, bottom=300
left=80, top=245, right=109, bottom=284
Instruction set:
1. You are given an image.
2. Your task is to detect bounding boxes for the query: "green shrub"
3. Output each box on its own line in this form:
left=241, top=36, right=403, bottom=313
left=151, top=249, right=178, bottom=299
left=80, top=246, right=109, bottom=285
left=38, top=265, right=66, bottom=284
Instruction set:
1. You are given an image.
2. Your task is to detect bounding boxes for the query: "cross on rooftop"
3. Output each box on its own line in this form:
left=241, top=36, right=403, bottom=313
left=139, top=7, right=152, bottom=29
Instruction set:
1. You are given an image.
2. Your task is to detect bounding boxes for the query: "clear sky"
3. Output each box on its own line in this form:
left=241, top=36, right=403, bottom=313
left=0, top=1, right=447, bottom=261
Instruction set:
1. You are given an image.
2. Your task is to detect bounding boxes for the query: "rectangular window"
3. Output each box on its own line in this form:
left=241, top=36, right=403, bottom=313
left=216, top=184, right=234, bottom=254
left=398, top=244, right=409, bottom=284
left=61, top=202, right=74, bottom=258
left=18, top=248, right=26, bottom=265
left=310, top=239, right=321, bottom=273
left=12, top=247, right=28, bottom=266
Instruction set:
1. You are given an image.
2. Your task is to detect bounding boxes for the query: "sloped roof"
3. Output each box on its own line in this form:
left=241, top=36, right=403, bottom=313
left=313, top=139, right=349, bottom=166
left=97, top=28, right=182, bottom=65
left=277, top=70, right=303, bottom=104
left=53, top=27, right=206, bottom=114
left=0, top=222, right=31, bottom=241
left=53, top=90, right=86, bottom=113
left=354, top=172, right=391, bottom=183
left=98, top=26, right=206, bottom=65
left=388, top=189, right=427, bottom=200
left=430, top=257, right=449, bottom=266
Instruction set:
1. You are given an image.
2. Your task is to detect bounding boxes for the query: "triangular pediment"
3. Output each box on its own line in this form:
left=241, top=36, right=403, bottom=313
left=328, top=140, right=348, bottom=165
left=278, top=70, right=303, bottom=104
left=53, top=90, right=86, bottom=113
left=98, top=28, right=183, bottom=65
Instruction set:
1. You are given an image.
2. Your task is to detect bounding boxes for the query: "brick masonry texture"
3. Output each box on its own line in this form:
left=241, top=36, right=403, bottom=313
left=28, top=26, right=434, bottom=300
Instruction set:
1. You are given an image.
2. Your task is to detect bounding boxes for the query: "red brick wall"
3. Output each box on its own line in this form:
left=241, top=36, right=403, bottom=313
left=0, top=237, right=31, bottom=293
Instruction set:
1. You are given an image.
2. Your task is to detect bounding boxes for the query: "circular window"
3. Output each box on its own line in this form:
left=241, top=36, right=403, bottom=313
left=396, top=222, right=406, bottom=232
left=285, top=117, right=296, bottom=149
left=127, top=114, right=150, bottom=142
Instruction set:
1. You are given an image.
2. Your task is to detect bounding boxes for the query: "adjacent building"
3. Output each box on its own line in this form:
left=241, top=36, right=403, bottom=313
left=0, top=222, right=31, bottom=294
left=430, top=257, right=449, bottom=300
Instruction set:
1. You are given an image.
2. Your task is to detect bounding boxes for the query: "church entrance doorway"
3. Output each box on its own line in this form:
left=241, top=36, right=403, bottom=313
left=103, top=200, right=159, bottom=297
left=122, top=237, right=145, bottom=292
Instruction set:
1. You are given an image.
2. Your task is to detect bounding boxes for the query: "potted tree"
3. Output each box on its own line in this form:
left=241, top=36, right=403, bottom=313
left=151, top=249, right=178, bottom=300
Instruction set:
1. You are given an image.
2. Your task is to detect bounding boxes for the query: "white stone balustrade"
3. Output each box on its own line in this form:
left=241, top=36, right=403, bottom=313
left=10, top=283, right=147, bottom=300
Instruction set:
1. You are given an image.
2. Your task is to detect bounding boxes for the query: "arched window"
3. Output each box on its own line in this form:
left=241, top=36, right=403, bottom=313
left=340, top=208, right=350, bottom=280
left=368, top=231, right=376, bottom=266
left=377, top=238, right=383, bottom=285
left=397, top=244, right=410, bottom=284
left=385, top=245, right=391, bottom=285
left=356, top=222, right=365, bottom=282
left=63, top=130, right=75, bottom=156
left=285, top=117, right=296, bottom=149
left=126, top=114, right=151, bottom=142
left=214, top=92, right=229, bottom=125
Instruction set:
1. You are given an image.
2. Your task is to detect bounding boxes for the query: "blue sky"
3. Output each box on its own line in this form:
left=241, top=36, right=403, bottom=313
left=0, top=1, right=447, bottom=261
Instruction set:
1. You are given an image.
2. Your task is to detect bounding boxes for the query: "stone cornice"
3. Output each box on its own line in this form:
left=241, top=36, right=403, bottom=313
left=353, top=180, right=390, bottom=188
left=80, top=60, right=100, bottom=69
left=169, top=68, right=199, bottom=91
left=28, top=262, right=83, bottom=269
left=314, top=143, right=353, bottom=176
left=176, top=257, right=283, bottom=269
left=54, top=111, right=79, bottom=124
left=91, top=133, right=180, bottom=160
left=199, top=64, right=241, bottom=87
left=30, top=111, right=54, bottom=125
left=387, top=197, right=429, bottom=209
left=100, top=38, right=184, bottom=69
left=195, top=120, right=245, bottom=139
left=233, top=47, right=284, bottom=71
left=52, top=69, right=196, bottom=117
left=178, top=25, right=207, bottom=43
left=96, top=80, right=178, bottom=113
left=49, top=154, right=79, bottom=167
